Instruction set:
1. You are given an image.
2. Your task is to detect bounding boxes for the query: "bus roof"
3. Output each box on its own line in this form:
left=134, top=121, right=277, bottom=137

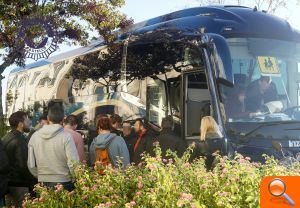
left=10, top=5, right=300, bottom=74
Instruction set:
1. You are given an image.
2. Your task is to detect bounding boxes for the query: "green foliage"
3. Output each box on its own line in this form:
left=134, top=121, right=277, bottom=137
left=0, top=117, right=9, bottom=138
left=23, top=146, right=300, bottom=208
left=0, top=0, right=133, bottom=71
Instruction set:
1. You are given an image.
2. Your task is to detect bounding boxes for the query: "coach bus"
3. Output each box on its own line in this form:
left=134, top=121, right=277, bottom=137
left=6, top=5, right=300, bottom=162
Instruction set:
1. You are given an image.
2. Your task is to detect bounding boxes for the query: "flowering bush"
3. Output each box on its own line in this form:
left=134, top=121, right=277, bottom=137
left=23, top=146, right=300, bottom=208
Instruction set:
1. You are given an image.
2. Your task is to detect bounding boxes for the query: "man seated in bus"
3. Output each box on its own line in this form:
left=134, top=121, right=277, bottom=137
left=245, top=76, right=278, bottom=113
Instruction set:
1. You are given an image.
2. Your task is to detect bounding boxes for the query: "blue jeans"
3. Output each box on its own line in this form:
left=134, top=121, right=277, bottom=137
left=42, top=182, right=75, bottom=192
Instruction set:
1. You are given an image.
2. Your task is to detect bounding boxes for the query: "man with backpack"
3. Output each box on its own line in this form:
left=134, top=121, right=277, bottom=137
left=28, top=105, right=79, bottom=191
left=1, top=111, right=35, bottom=207
left=89, top=115, right=130, bottom=172
left=0, top=140, right=9, bottom=207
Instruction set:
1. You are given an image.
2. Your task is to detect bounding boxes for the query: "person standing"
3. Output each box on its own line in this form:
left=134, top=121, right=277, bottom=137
left=1, top=111, right=35, bottom=207
left=122, top=121, right=137, bottom=162
left=0, top=140, right=9, bottom=207
left=109, top=114, right=122, bottom=136
left=157, top=116, right=187, bottom=158
left=64, top=115, right=86, bottom=162
left=132, top=119, right=157, bottom=164
left=28, top=106, right=79, bottom=191
left=89, top=115, right=130, bottom=168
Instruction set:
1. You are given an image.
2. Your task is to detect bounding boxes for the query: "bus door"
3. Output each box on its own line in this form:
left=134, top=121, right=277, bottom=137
left=182, top=68, right=224, bottom=157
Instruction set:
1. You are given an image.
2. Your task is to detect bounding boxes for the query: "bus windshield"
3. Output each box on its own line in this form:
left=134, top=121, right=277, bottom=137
left=223, top=38, right=300, bottom=123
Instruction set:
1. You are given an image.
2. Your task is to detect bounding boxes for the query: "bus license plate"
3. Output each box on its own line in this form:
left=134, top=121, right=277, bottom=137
left=289, top=141, right=300, bottom=147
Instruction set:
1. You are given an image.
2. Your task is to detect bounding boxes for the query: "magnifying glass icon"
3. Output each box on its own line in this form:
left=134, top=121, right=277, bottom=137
left=268, top=178, right=295, bottom=206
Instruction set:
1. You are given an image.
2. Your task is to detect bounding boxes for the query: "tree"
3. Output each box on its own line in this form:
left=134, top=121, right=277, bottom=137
left=0, top=0, right=133, bottom=118
left=69, top=30, right=199, bottom=86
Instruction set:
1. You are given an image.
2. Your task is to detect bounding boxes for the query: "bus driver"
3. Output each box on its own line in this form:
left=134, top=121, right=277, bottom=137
left=245, top=76, right=279, bottom=113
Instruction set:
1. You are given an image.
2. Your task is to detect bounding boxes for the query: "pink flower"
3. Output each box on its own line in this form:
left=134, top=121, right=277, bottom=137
left=92, top=185, right=98, bottom=191
left=130, top=201, right=136, bottom=206
left=68, top=191, right=75, bottom=196
left=239, top=158, right=246, bottom=163
left=82, top=195, right=88, bottom=200
left=136, top=191, right=141, bottom=196
left=38, top=197, right=45, bottom=202
left=55, top=184, right=64, bottom=192
left=149, top=163, right=157, bottom=170
left=180, top=193, right=193, bottom=201
left=245, top=156, right=251, bottom=161
left=137, top=182, right=143, bottom=189
left=184, top=162, right=190, bottom=168
left=223, top=168, right=228, bottom=173
left=137, top=176, right=142, bottom=181
left=82, top=186, right=89, bottom=191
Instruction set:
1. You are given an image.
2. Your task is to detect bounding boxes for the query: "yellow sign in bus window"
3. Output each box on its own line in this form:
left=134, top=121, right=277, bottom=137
left=257, top=56, right=280, bottom=75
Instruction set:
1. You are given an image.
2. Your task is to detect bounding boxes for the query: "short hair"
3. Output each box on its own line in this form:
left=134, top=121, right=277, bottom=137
left=122, top=121, right=132, bottom=128
left=64, top=115, right=78, bottom=126
left=9, top=111, right=27, bottom=129
left=97, top=115, right=111, bottom=131
left=39, top=112, right=48, bottom=121
left=135, top=118, right=144, bottom=126
left=260, top=76, right=271, bottom=83
left=48, top=106, right=64, bottom=124
left=110, top=114, right=122, bottom=125
left=161, top=116, right=173, bottom=130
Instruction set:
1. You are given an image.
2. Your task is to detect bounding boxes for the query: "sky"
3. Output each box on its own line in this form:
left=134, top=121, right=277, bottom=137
left=2, top=0, right=300, bottom=110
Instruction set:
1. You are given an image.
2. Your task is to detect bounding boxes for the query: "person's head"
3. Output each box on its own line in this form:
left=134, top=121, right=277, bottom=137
left=110, top=114, right=122, bottom=130
left=97, top=115, right=111, bottom=133
left=259, top=76, right=271, bottom=93
left=47, top=106, right=64, bottom=124
left=64, top=115, right=78, bottom=130
left=122, top=121, right=132, bottom=137
left=39, top=113, right=49, bottom=125
left=161, top=116, right=173, bottom=131
left=235, top=86, right=246, bottom=103
left=134, top=118, right=145, bottom=133
left=200, top=116, right=220, bottom=141
left=9, top=111, right=31, bottom=133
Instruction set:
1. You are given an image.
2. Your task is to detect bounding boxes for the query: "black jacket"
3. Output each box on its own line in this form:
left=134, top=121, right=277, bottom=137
left=245, top=80, right=278, bottom=112
left=157, top=129, right=187, bottom=158
left=122, top=131, right=137, bottom=162
left=133, top=130, right=157, bottom=164
left=0, top=140, right=9, bottom=196
left=1, top=130, right=35, bottom=187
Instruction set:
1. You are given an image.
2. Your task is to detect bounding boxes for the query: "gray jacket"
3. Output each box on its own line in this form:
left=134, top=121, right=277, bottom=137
left=89, top=133, right=130, bottom=168
left=27, top=124, right=79, bottom=183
